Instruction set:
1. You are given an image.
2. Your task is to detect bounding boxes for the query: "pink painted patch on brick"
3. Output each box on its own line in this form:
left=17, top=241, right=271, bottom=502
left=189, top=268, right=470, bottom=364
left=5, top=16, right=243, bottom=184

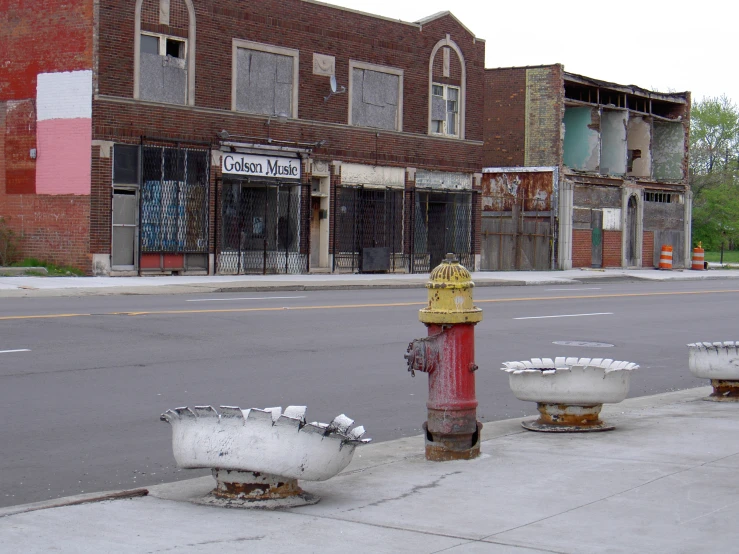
left=36, top=118, right=91, bottom=195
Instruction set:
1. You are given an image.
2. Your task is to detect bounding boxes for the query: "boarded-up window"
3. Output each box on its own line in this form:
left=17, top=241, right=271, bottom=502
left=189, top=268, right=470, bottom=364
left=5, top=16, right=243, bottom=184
left=351, top=68, right=400, bottom=131
left=431, top=84, right=459, bottom=137
left=235, top=48, right=294, bottom=116
left=139, top=33, right=187, bottom=105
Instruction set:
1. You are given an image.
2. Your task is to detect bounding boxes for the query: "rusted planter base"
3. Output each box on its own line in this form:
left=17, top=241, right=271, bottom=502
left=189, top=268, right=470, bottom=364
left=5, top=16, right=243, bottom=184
left=196, top=469, right=320, bottom=509
left=705, top=380, right=739, bottom=402
left=424, top=421, right=482, bottom=461
left=522, top=403, right=615, bottom=433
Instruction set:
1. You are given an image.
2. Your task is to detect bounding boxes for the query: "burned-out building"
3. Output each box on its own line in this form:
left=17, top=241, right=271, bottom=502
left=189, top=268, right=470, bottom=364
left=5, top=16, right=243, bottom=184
left=0, top=1, right=485, bottom=275
left=483, top=64, right=691, bottom=270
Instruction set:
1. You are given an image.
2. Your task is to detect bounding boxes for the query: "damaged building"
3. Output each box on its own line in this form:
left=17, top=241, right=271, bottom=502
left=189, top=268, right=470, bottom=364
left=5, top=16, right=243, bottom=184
left=0, top=1, right=484, bottom=275
left=483, top=65, right=691, bottom=270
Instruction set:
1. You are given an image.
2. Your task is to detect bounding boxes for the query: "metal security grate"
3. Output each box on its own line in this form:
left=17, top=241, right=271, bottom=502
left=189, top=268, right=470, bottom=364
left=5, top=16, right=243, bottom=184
left=218, top=181, right=308, bottom=274
left=332, top=186, right=406, bottom=273
left=140, top=146, right=209, bottom=253
left=412, top=190, right=474, bottom=273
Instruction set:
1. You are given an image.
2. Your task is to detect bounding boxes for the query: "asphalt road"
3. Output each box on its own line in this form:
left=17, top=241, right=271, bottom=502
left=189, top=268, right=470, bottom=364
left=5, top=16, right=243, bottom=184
left=1, top=279, right=738, bottom=508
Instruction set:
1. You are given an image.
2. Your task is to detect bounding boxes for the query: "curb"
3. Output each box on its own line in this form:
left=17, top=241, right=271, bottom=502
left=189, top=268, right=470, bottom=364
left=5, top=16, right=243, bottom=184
left=0, top=387, right=710, bottom=516
left=0, top=488, right=148, bottom=519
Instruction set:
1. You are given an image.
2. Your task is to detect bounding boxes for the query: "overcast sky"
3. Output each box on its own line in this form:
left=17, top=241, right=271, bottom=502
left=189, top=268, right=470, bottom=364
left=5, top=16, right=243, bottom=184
left=323, top=0, right=737, bottom=106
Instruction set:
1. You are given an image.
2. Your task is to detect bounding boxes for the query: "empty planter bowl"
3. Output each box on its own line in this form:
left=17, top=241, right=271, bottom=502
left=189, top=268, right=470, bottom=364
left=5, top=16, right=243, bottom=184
left=161, top=405, right=370, bottom=508
left=501, top=357, right=638, bottom=432
left=688, top=341, right=739, bottom=401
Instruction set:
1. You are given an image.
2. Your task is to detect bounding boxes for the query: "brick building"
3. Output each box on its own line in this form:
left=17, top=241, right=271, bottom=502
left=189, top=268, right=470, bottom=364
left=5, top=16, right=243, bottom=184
left=482, top=64, right=691, bottom=270
left=1, top=1, right=485, bottom=275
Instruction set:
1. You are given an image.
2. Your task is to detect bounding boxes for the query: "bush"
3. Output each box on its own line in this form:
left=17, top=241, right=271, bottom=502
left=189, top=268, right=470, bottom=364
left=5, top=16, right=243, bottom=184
left=0, top=217, right=18, bottom=266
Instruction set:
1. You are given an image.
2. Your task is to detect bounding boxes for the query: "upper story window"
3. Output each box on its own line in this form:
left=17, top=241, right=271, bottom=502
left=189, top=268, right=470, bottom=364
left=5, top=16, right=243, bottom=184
left=134, top=0, right=196, bottom=106
left=139, top=32, right=188, bottom=105
left=428, top=37, right=466, bottom=139
left=431, top=84, right=459, bottom=137
left=349, top=61, right=403, bottom=132
left=232, top=40, right=299, bottom=119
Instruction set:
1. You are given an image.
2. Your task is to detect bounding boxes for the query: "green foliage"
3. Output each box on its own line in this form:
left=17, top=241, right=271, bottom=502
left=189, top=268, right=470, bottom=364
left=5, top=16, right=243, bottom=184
left=692, top=182, right=739, bottom=250
left=690, top=96, right=739, bottom=250
left=0, top=217, right=18, bottom=266
left=10, top=258, right=85, bottom=276
left=704, top=250, right=739, bottom=263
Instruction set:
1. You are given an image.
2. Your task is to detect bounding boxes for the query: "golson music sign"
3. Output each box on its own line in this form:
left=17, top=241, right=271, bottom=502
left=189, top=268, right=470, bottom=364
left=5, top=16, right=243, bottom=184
left=221, top=153, right=301, bottom=180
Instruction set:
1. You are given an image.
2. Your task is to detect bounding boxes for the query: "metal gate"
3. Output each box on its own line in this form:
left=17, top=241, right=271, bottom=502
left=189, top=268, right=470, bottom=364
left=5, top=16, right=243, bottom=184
left=481, top=172, right=554, bottom=271
left=217, top=181, right=309, bottom=274
left=412, top=190, right=475, bottom=273
left=332, top=186, right=406, bottom=273
left=140, top=144, right=210, bottom=256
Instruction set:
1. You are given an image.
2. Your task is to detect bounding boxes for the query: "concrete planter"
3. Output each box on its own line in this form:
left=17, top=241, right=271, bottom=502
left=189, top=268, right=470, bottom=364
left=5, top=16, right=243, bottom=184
left=501, top=357, right=638, bottom=432
left=161, top=405, right=370, bottom=508
left=688, top=342, right=739, bottom=401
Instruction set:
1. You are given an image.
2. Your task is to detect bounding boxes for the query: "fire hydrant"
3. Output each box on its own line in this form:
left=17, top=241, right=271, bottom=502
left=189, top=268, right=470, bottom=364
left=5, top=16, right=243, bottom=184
left=405, top=253, right=483, bottom=461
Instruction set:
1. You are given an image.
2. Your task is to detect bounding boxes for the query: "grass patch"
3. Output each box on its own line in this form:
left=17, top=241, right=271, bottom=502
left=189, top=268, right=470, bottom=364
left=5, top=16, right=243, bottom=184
left=10, top=258, right=85, bottom=276
left=704, top=251, right=739, bottom=264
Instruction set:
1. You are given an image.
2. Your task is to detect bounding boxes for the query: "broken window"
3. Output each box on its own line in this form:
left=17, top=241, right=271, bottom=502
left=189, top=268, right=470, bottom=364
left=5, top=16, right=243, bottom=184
left=431, top=84, right=460, bottom=137
left=113, top=144, right=140, bottom=185
left=645, top=192, right=682, bottom=204
left=139, top=32, right=187, bottom=105
left=233, top=43, right=297, bottom=117
left=626, top=116, right=651, bottom=178
left=350, top=64, right=401, bottom=131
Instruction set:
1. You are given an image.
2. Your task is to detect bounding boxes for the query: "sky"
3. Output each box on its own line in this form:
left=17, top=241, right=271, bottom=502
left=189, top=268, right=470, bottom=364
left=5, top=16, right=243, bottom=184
left=323, top=0, right=738, bottom=106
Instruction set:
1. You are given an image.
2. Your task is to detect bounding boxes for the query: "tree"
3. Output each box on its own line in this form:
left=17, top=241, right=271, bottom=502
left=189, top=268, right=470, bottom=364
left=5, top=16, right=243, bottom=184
left=690, top=96, right=739, bottom=248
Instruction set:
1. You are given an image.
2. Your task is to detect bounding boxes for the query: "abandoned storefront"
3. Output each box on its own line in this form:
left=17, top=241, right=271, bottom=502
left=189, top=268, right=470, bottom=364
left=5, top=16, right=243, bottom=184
left=561, top=74, right=691, bottom=269
left=483, top=65, right=690, bottom=270
left=331, top=165, right=478, bottom=274
left=110, top=140, right=211, bottom=274
left=217, top=151, right=309, bottom=274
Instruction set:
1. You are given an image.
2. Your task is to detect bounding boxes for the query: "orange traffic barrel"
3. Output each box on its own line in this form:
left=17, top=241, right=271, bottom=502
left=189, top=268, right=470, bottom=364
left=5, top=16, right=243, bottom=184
left=659, top=245, right=673, bottom=270
left=692, top=244, right=705, bottom=270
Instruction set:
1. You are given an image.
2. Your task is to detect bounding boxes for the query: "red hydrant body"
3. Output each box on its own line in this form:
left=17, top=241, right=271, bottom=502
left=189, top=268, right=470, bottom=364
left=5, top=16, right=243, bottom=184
left=405, top=254, right=482, bottom=461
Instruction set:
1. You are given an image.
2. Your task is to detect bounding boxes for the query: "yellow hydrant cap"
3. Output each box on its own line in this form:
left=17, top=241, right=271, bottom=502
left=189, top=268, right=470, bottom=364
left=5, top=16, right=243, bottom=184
left=419, top=253, right=483, bottom=325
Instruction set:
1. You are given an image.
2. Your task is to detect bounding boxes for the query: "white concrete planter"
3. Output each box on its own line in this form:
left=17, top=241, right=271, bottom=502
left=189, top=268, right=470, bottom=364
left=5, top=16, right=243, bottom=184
left=501, top=357, right=638, bottom=432
left=161, top=405, right=370, bottom=508
left=688, top=342, right=739, bottom=401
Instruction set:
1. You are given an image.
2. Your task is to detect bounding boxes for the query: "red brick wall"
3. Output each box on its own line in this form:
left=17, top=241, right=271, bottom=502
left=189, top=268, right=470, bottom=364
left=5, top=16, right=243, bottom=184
left=483, top=68, right=526, bottom=167
left=603, top=230, right=622, bottom=267
left=91, top=3, right=485, bottom=259
left=572, top=229, right=592, bottom=268
left=0, top=0, right=93, bottom=270
left=97, top=1, right=485, bottom=140
left=642, top=230, right=654, bottom=267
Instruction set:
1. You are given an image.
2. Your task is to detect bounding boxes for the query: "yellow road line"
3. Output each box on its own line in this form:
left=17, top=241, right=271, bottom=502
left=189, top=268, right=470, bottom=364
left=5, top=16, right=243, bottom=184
left=1, top=289, right=738, bottom=321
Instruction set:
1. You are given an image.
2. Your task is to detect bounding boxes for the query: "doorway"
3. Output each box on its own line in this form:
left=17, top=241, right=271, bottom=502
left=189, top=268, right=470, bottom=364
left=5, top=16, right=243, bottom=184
left=626, top=195, right=638, bottom=266
left=112, top=188, right=138, bottom=269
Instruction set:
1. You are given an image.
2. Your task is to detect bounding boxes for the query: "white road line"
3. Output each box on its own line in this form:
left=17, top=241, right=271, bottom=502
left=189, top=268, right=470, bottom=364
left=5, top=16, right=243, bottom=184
left=546, top=287, right=602, bottom=291
left=514, top=313, right=613, bottom=320
left=0, top=349, right=31, bottom=354
left=186, top=296, right=307, bottom=303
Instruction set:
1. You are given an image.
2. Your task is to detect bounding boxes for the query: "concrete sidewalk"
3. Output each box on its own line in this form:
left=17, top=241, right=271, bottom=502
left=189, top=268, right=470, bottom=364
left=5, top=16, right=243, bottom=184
left=1, top=387, right=737, bottom=553
left=1, top=267, right=738, bottom=298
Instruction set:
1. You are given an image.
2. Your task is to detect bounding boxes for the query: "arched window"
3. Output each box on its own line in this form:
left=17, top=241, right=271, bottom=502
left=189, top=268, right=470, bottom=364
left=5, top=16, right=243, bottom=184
left=428, top=36, right=466, bottom=139
left=134, top=0, right=196, bottom=106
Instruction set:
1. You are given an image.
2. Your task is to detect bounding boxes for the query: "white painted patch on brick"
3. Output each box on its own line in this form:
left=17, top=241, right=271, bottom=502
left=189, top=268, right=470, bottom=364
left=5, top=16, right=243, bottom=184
left=37, top=70, right=93, bottom=121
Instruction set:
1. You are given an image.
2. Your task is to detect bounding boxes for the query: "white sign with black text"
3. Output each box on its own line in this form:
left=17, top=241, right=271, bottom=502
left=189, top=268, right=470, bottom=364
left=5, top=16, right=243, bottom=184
left=222, top=153, right=301, bottom=180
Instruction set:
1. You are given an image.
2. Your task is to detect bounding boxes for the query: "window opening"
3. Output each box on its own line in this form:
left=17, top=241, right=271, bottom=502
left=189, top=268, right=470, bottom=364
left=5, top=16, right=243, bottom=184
left=232, top=41, right=298, bottom=118
left=350, top=64, right=401, bottom=131
left=166, top=38, right=185, bottom=59
left=139, top=32, right=188, bottom=105
left=431, top=84, right=459, bottom=137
